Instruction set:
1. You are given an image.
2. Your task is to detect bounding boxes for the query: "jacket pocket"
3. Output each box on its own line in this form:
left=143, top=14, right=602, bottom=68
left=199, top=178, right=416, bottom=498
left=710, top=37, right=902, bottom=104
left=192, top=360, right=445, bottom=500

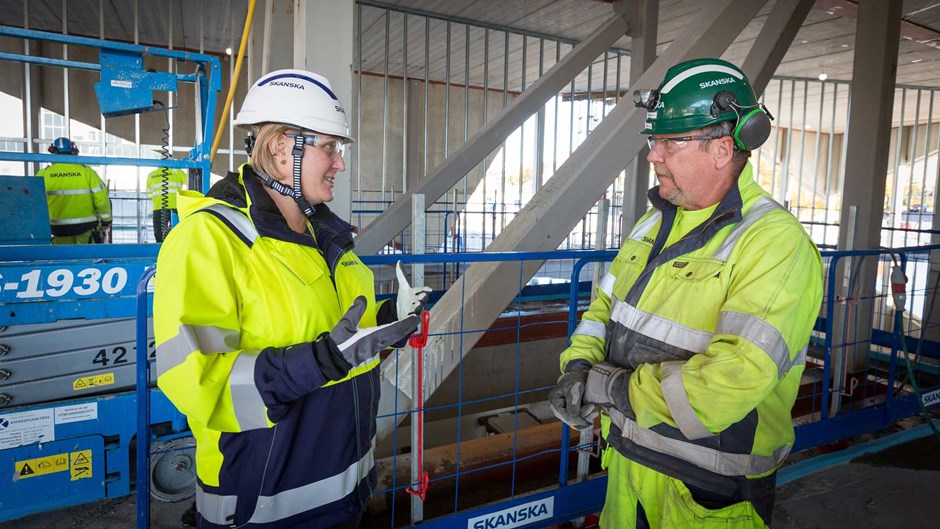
left=660, top=479, right=762, bottom=529
left=654, top=258, right=730, bottom=326
left=611, top=240, right=648, bottom=299
left=666, top=257, right=725, bottom=281
left=266, top=239, right=326, bottom=286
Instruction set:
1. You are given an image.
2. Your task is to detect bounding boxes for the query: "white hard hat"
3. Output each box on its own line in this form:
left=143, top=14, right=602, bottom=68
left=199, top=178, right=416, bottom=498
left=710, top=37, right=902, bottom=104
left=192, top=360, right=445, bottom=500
left=233, top=69, right=355, bottom=143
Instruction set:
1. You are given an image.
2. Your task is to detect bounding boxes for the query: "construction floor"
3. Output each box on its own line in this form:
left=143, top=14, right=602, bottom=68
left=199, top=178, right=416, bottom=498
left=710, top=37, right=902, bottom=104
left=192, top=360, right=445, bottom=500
left=4, top=420, right=939, bottom=529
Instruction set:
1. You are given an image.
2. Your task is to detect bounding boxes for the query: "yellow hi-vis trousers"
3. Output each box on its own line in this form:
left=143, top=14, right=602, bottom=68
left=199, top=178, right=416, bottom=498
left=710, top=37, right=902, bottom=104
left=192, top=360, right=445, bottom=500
left=599, top=448, right=769, bottom=529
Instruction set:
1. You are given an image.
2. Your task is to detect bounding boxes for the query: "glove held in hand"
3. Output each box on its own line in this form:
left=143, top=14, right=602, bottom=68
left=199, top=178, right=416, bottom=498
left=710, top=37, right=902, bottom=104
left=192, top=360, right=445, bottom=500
left=315, top=296, right=418, bottom=380
left=396, top=261, right=432, bottom=319
left=548, top=369, right=594, bottom=430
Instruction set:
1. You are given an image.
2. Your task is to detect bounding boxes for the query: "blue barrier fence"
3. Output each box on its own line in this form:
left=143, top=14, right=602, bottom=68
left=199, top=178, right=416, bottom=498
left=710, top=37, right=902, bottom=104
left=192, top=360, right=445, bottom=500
left=2, top=244, right=939, bottom=527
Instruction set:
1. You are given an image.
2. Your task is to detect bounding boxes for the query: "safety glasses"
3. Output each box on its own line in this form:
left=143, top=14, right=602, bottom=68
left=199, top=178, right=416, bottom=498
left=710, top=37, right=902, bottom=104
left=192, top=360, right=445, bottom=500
left=292, top=134, right=346, bottom=159
left=646, top=135, right=709, bottom=153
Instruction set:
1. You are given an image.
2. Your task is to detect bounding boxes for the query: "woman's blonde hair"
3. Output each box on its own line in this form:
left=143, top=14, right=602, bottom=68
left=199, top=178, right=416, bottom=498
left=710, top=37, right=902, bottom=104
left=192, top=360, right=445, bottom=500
left=251, top=123, right=300, bottom=180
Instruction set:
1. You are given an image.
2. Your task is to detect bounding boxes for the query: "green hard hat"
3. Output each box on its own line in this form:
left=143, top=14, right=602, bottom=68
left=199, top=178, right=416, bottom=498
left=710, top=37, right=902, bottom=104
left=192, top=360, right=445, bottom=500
left=636, top=58, right=762, bottom=137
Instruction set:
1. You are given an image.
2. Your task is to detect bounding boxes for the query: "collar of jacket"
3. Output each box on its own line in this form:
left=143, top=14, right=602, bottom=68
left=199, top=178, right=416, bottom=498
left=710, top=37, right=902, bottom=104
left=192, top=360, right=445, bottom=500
left=208, top=165, right=356, bottom=269
left=45, top=162, right=91, bottom=172
left=624, top=165, right=750, bottom=306
left=646, top=164, right=750, bottom=229
left=645, top=164, right=749, bottom=259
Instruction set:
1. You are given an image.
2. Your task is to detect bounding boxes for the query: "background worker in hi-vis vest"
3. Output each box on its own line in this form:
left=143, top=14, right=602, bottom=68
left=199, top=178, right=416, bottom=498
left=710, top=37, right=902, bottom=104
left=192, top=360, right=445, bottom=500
left=146, top=165, right=187, bottom=242
left=550, top=58, right=823, bottom=529
left=37, top=137, right=112, bottom=244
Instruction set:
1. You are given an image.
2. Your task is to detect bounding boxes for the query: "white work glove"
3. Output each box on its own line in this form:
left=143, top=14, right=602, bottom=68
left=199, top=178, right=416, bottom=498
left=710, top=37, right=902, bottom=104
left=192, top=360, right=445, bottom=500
left=396, top=261, right=432, bottom=319
left=323, top=296, right=419, bottom=369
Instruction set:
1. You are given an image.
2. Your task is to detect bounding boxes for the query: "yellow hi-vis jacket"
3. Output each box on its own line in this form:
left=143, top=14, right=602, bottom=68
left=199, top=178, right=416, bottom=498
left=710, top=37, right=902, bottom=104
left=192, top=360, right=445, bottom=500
left=146, top=167, right=187, bottom=210
left=154, top=165, right=385, bottom=528
left=561, top=163, right=823, bottom=492
left=37, top=162, right=112, bottom=236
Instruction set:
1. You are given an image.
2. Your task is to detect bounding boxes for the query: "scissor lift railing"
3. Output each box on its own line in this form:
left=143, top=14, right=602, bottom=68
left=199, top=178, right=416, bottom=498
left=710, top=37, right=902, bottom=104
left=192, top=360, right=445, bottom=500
left=0, top=24, right=220, bottom=191
left=0, top=24, right=220, bottom=526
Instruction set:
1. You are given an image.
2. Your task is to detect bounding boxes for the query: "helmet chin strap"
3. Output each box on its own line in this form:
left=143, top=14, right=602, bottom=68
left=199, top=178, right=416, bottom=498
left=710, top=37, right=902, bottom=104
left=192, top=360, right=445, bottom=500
left=258, top=134, right=318, bottom=221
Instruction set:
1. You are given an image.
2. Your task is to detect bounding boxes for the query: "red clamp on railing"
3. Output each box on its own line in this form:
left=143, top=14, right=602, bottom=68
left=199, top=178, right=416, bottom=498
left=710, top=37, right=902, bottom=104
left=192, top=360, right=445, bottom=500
left=408, top=309, right=430, bottom=349
left=406, top=310, right=431, bottom=502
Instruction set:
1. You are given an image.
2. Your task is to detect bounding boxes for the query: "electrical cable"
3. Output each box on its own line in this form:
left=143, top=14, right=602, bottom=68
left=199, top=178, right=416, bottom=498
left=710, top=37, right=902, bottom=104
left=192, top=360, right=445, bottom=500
left=153, top=100, right=172, bottom=241
left=884, top=248, right=940, bottom=441
left=912, top=255, right=940, bottom=373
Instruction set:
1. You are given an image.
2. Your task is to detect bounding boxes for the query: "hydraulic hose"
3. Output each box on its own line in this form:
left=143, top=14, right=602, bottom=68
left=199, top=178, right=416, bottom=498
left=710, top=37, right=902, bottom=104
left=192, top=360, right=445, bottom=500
left=210, top=0, right=258, bottom=162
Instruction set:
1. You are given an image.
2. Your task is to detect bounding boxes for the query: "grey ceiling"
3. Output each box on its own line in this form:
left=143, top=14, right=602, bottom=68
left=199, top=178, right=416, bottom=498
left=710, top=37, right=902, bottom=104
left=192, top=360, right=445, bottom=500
left=4, top=0, right=940, bottom=90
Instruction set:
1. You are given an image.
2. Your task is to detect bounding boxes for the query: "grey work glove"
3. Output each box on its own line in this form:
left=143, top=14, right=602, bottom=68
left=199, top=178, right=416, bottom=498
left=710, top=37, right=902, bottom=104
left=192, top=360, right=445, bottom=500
left=583, top=361, right=633, bottom=414
left=318, top=296, right=418, bottom=377
left=548, top=361, right=596, bottom=431
left=396, top=261, right=432, bottom=318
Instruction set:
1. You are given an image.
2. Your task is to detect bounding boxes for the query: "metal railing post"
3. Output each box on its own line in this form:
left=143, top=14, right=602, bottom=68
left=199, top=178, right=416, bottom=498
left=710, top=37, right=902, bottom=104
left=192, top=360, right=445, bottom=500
left=136, top=265, right=156, bottom=529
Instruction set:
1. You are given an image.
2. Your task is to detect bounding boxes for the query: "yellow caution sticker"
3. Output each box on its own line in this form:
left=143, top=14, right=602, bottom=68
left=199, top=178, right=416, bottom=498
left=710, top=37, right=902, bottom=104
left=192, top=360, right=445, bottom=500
left=70, top=450, right=92, bottom=481
left=14, top=453, right=70, bottom=479
left=72, top=373, right=115, bottom=391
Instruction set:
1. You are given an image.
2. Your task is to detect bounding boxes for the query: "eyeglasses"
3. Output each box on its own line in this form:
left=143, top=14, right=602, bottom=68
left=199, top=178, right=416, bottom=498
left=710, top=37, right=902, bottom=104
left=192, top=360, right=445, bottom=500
left=292, top=134, right=346, bottom=159
left=646, top=135, right=710, bottom=153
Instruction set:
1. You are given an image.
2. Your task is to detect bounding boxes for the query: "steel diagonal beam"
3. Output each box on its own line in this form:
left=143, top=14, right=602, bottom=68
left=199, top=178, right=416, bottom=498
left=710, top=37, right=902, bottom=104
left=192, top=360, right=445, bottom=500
left=375, top=0, right=768, bottom=443
left=742, top=0, right=815, bottom=96
left=354, top=10, right=632, bottom=255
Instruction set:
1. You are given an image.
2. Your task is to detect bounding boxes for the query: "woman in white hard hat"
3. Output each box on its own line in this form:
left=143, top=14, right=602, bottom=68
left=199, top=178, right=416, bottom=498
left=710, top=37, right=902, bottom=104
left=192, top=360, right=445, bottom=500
left=153, top=69, right=429, bottom=528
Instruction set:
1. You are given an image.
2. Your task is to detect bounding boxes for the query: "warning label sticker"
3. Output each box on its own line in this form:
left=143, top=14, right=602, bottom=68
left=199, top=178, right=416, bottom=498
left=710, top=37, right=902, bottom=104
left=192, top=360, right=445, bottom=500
left=72, top=373, right=115, bottom=391
left=0, top=409, right=55, bottom=450
left=14, top=453, right=69, bottom=479
left=70, top=450, right=92, bottom=481
left=55, top=403, right=98, bottom=425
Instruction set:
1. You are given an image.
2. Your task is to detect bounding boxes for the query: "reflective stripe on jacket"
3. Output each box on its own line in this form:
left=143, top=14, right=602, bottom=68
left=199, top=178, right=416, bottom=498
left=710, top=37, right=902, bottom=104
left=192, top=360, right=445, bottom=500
left=146, top=168, right=187, bottom=210
left=37, top=162, right=112, bottom=234
left=154, top=165, right=382, bottom=528
left=562, top=163, right=823, bottom=491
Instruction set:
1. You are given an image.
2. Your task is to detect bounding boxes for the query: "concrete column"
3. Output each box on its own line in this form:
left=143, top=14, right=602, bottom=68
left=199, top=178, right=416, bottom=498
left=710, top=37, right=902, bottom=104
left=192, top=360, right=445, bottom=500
left=834, top=0, right=902, bottom=397
left=294, top=0, right=355, bottom=221
left=619, top=0, right=657, bottom=243
left=838, top=0, right=902, bottom=250
left=254, top=0, right=294, bottom=77
left=24, top=40, right=42, bottom=176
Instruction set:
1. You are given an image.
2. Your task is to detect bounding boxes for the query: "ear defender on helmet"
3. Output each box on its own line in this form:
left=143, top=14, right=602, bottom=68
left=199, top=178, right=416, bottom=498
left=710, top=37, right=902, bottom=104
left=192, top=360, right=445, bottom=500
left=711, top=90, right=774, bottom=151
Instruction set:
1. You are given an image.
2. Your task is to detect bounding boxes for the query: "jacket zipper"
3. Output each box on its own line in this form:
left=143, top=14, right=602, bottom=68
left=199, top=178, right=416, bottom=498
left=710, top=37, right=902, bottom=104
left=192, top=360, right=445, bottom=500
left=352, top=371, right=365, bottom=509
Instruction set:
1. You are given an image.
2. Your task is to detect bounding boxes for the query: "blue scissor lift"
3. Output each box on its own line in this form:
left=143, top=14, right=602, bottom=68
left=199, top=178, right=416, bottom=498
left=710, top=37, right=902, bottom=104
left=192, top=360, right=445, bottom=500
left=0, top=25, right=220, bottom=524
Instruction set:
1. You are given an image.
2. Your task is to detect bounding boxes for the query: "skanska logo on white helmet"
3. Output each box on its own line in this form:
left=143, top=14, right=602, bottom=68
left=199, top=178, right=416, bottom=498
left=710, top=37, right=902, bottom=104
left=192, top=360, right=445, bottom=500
left=259, top=72, right=338, bottom=100
left=268, top=81, right=305, bottom=90
left=234, top=69, right=354, bottom=142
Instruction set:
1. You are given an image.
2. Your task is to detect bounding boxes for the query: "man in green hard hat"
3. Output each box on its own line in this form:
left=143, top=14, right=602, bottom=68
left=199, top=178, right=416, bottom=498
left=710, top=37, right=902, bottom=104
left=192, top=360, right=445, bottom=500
left=549, top=58, right=824, bottom=528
